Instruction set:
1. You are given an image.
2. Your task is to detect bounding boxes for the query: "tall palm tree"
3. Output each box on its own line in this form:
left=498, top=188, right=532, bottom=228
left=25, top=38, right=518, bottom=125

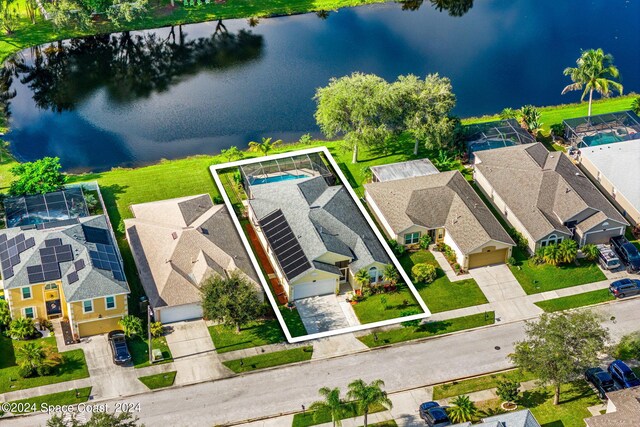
left=347, top=379, right=393, bottom=427
left=447, top=395, right=478, bottom=423
left=309, top=387, right=346, bottom=427
left=562, top=49, right=623, bottom=117
left=382, top=264, right=399, bottom=285
left=248, top=137, right=282, bottom=156
left=17, top=341, right=61, bottom=374
left=542, top=244, right=560, bottom=266
left=355, top=269, right=371, bottom=288
left=557, top=239, right=578, bottom=264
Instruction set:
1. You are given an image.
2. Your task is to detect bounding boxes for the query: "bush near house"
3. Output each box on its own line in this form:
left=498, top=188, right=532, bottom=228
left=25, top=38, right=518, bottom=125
left=411, top=263, right=437, bottom=284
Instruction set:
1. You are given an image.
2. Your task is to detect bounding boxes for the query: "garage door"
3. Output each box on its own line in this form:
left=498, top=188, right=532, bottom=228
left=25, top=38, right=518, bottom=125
left=583, top=229, right=624, bottom=245
left=468, top=248, right=508, bottom=269
left=78, top=317, right=122, bottom=337
left=158, top=303, right=203, bottom=324
left=293, top=279, right=336, bottom=300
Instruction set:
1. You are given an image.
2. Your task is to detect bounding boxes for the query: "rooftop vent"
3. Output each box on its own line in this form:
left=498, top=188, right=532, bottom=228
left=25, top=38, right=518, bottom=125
left=171, top=232, right=178, bottom=240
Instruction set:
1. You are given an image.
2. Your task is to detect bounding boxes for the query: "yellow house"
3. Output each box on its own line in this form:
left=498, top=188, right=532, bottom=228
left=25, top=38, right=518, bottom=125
left=1, top=215, right=130, bottom=338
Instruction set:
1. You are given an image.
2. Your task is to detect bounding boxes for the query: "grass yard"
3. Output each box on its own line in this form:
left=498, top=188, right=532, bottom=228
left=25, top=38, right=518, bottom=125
left=535, top=288, right=615, bottom=313
left=524, top=382, right=602, bottom=427
left=0, top=336, right=89, bottom=393
left=398, top=250, right=488, bottom=313
left=223, top=346, right=313, bottom=373
left=361, top=422, right=397, bottom=427
left=138, top=371, right=177, bottom=390
left=127, top=335, right=173, bottom=369
left=358, top=311, right=495, bottom=348
left=351, top=284, right=423, bottom=324
left=7, top=387, right=92, bottom=414
left=292, top=401, right=388, bottom=427
left=433, top=369, right=537, bottom=400
left=280, top=307, right=308, bottom=338
left=208, top=319, right=285, bottom=353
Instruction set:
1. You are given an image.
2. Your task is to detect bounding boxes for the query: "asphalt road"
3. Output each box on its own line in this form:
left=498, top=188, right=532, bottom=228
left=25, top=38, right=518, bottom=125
left=8, top=297, right=640, bottom=427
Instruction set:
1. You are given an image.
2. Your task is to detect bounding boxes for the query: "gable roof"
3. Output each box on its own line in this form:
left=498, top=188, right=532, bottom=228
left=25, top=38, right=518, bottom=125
left=474, top=143, right=627, bottom=241
left=365, top=170, right=514, bottom=254
left=124, top=195, right=260, bottom=309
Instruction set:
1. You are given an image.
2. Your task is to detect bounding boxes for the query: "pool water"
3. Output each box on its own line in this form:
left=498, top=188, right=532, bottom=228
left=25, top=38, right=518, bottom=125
left=582, top=133, right=622, bottom=147
left=249, top=174, right=308, bottom=185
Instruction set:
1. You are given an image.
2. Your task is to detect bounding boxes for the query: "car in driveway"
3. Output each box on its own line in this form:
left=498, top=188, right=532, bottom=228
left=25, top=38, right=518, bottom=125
left=419, top=401, right=451, bottom=426
left=596, top=244, right=620, bottom=270
left=608, top=360, right=640, bottom=388
left=609, top=278, right=640, bottom=299
left=610, top=236, right=640, bottom=273
left=585, top=367, right=617, bottom=398
left=108, top=330, right=132, bottom=365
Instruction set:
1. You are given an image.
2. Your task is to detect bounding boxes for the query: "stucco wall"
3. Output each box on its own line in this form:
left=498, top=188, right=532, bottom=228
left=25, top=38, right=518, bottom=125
left=69, top=294, right=127, bottom=323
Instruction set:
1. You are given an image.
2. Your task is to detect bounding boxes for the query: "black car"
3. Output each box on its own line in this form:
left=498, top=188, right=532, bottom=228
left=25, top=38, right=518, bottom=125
left=108, top=330, right=132, bottom=365
left=419, top=402, right=451, bottom=427
left=609, top=278, right=640, bottom=298
left=610, top=236, right=640, bottom=273
left=585, top=367, right=617, bottom=398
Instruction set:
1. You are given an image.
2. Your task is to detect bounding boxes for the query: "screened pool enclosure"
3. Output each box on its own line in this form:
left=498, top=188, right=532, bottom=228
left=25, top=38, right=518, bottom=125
left=563, top=110, right=640, bottom=148
left=4, top=187, right=90, bottom=228
left=464, top=119, right=535, bottom=161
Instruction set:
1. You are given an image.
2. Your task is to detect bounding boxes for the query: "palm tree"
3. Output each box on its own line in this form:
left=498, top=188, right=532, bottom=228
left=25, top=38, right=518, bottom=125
left=355, top=269, right=371, bottom=288
left=562, top=49, right=623, bottom=117
left=447, top=395, right=478, bottom=423
left=17, top=341, right=62, bottom=375
left=248, top=137, right=282, bottom=156
left=309, top=387, right=346, bottom=427
left=581, top=243, right=599, bottom=263
left=383, top=264, right=399, bottom=285
left=557, top=239, right=578, bottom=264
left=9, top=317, right=35, bottom=340
left=631, top=96, right=640, bottom=115
left=347, top=379, right=393, bottom=427
left=542, top=244, right=560, bottom=266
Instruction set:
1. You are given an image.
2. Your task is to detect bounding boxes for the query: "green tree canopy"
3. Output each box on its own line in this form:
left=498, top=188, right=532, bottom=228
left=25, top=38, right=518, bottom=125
left=9, top=157, right=66, bottom=196
left=308, top=387, right=347, bottom=427
left=118, top=315, right=143, bottom=338
left=346, top=379, right=392, bottom=427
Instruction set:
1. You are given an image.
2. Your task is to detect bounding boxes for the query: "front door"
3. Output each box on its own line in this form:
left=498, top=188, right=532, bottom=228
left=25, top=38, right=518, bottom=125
left=44, top=284, right=62, bottom=319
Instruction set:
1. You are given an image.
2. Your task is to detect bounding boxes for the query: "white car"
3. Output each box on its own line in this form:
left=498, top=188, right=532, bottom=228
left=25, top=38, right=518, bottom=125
left=597, top=244, right=620, bottom=270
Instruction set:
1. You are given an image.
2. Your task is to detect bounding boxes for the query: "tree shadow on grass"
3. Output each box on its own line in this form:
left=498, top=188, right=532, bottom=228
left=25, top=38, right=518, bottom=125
left=365, top=136, right=414, bottom=161
left=56, top=353, right=85, bottom=376
left=337, top=162, right=358, bottom=189
left=516, top=388, right=551, bottom=408
left=98, top=183, right=129, bottom=234
left=416, top=320, right=451, bottom=334
left=0, top=336, right=17, bottom=368
left=542, top=422, right=564, bottom=427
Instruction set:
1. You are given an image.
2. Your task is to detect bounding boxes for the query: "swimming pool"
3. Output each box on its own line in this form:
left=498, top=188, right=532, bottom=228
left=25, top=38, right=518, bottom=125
left=582, top=132, right=622, bottom=147
left=249, top=174, right=308, bottom=185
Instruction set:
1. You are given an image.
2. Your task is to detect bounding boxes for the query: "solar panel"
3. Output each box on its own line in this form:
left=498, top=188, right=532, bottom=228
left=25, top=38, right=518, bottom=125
left=113, top=270, right=125, bottom=281
left=83, top=226, right=110, bottom=245
left=45, top=238, right=62, bottom=247
left=3, top=267, right=14, bottom=279
left=0, top=235, right=6, bottom=243
left=67, top=271, right=79, bottom=284
left=9, top=255, right=20, bottom=266
left=43, top=262, right=59, bottom=272
left=74, top=259, right=85, bottom=271
left=43, top=270, right=61, bottom=281
left=40, top=247, right=55, bottom=256
left=41, top=254, right=57, bottom=264
left=25, top=237, right=35, bottom=249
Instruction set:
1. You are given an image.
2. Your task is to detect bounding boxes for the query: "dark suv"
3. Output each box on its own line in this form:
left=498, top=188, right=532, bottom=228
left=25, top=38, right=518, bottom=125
left=610, top=236, right=640, bottom=273
left=419, top=402, right=451, bottom=427
left=108, top=330, right=132, bottom=365
left=609, top=278, right=640, bottom=298
left=608, top=360, right=640, bottom=389
left=585, top=367, right=617, bottom=398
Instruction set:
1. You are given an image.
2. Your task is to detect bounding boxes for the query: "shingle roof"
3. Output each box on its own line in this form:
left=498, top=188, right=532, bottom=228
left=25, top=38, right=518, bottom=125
left=585, top=386, right=640, bottom=427
left=474, top=143, right=627, bottom=241
left=365, top=170, right=514, bottom=254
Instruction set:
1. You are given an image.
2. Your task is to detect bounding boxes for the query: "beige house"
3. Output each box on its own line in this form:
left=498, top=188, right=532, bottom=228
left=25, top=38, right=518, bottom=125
left=365, top=169, right=514, bottom=270
left=125, top=195, right=261, bottom=323
left=579, top=140, right=640, bottom=226
left=584, top=386, right=640, bottom=427
left=474, top=143, right=628, bottom=253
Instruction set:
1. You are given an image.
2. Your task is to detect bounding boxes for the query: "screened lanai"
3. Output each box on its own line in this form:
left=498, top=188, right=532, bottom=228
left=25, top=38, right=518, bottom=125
left=464, top=119, right=535, bottom=162
left=241, top=152, right=333, bottom=185
left=4, top=187, right=89, bottom=229
left=563, top=110, right=640, bottom=148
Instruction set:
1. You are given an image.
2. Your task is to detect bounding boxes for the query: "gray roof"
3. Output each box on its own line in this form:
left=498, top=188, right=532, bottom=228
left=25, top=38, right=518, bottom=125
left=452, top=409, right=540, bottom=427
left=370, top=159, right=439, bottom=182
left=585, top=386, right=640, bottom=427
left=365, top=171, right=514, bottom=254
left=0, top=215, right=130, bottom=302
left=581, top=140, right=640, bottom=215
left=248, top=176, right=390, bottom=282
left=474, top=143, right=627, bottom=242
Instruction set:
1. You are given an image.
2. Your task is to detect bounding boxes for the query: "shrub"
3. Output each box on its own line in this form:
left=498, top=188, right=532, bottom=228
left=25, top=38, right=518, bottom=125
left=419, top=234, right=432, bottom=249
left=411, top=263, right=437, bottom=284
left=0, top=300, right=10, bottom=330
left=9, top=317, right=36, bottom=340
left=496, top=379, right=520, bottom=403
left=119, top=315, right=143, bottom=338
left=18, top=365, right=35, bottom=378
left=453, top=263, right=461, bottom=273
left=550, top=123, right=565, bottom=138
left=581, top=244, right=599, bottom=262
left=507, top=257, right=517, bottom=266
left=400, top=309, right=421, bottom=327
left=383, top=264, right=400, bottom=285
left=612, top=333, right=640, bottom=360
left=299, top=133, right=313, bottom=144
left=36, top=364, right=54, bottom=376
left=435, top=242, right=447, bottom=252
left=388, top=239, right=406, bottom=256
left=150, top=321, right=164, bottom=338
left=631, top=96, right=640, bottom=115
left=500, top=107, right=518, bottom=120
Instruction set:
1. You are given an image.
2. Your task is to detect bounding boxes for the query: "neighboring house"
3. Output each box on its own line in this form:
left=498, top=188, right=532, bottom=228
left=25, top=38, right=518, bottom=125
left=579, top=140, right=640, bottom=226
left=474, top=143, right=628, bottom=253
left=247, top=173, right=391, bottom=301
left=0, top=215, right=130, bottom=338
left=365, top=167, right=514, bottom=270
left=584, top=386, right=640, bottom=427
left=124, top=194, right=261, bottom=324
left=451, top=409, right=541, bottom=427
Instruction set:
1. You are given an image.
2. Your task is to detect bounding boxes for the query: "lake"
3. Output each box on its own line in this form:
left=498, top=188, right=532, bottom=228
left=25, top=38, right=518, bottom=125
left=3, top=0, right=640, bottom=172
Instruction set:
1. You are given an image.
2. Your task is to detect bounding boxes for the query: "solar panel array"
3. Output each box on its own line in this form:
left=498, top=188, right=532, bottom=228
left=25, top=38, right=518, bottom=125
left=89, top=243, right=125, bottom=282
left=0, top=233, right=35, bottom=279
left=259, top=209, right=311, bottom=280
left=26, top=239, right=74, bottom=284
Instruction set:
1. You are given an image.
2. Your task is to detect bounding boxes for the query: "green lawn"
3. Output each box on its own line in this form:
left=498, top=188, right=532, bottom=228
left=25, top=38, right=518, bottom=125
left=398, top=250, right=488, bottom=313
left=7, top=387, right=92, bottom=414
left=292, top=401, right=388, bottom=427
left=0, top=336, right=89, bottom=393
left=127, top=335, right=173, bottom=369
left=280, top=307, right=308, bottom=338
left=358, top=311, right=495, bottom=348
left=524, top=382, right=602, bottom=427
left=433, top=369, right=537, bottom=400
left=223, top=346, right=313, bottom=373
left=535, top=288, right=615, bottom=313
left=138, top=371, right=176, bottom=390
left=209, top=319, right=285, bottom=354
left=351, top=284, right=423, bottom=324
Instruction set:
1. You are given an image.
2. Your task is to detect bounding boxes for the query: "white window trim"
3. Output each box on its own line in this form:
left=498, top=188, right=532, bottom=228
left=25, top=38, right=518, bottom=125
left=404, top=232, right=420, bottom=245
left=83, top=300, right=94, bottom=314
left=21, top=287, right=32, bottom=300
left=23, top=306, right=36, bottom=318
left=105, top=296, right=116, bottom=310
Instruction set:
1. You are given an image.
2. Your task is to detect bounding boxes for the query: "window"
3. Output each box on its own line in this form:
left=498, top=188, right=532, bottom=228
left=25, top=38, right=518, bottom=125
left=21, top=287, right=32, bottom=300
left=45, top=283, right=58, bottom=290
left=23, top=307, right=35, bottom=318
left=105, top=296, right=116, bottom=310
left=404, top=232, right=420, bottom=245
left=368, top=267, right=378, bottom=283
left=83, top=300, right=93, bottom=313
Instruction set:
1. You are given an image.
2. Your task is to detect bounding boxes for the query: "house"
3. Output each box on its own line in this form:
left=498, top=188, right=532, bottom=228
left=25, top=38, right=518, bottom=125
left=247, top=171, right=391, bottom=301
left=579, top=140, right=640, bottom=226
left=0, top=215, right=130, bottom=338
left=451, top=409, right=541, bottom=427
left=584, top=386, right=640, bottom=427
left=124, top=194, right=261, bottom=324
left=365, top=167, right=514, bottom=270
left=474, top=143, right=628, bottom=253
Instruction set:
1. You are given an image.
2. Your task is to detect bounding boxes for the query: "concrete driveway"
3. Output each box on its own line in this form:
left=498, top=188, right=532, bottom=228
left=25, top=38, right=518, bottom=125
left=469, top=264, right=526, bottom=302
left=295, top=295, right=351, bottom=334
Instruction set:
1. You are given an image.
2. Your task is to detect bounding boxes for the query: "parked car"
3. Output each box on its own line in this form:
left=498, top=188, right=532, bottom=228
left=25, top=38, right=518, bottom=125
left=609, top=278, right=640, bottom=298
left=610, top=236, right=640, bottom=273
left=596, top=244, right=620, bottom=270
left=608, top=360, right=640, bottom=389
left=108, top=330, right=132, bottom=365
left=585, top=367, right=617, bottom=398
left=419, top=402, right=451, bottom=427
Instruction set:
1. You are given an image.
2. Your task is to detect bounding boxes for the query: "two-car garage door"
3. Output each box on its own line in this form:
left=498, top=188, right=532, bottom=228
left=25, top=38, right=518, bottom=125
left=157, top=303, right=203, bottom=324
left=468, top=248, right=508, bottom=269
left=293, top=279, right=337, bottom=300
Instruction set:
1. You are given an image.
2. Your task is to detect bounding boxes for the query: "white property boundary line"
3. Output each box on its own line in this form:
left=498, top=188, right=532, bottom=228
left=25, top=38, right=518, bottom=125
left=210, top=146, right=431, bottom=343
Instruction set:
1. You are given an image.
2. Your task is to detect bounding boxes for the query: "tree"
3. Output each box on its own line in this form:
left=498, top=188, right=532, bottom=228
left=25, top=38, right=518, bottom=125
left=519, top=105, right=543, bottom=135
left=9, top=317, right=36, bottom=340
left=557, top=239, right=578, bottom=264
left=419, top=234, right=432, bottom=249
left=221, top=146, right=244, bottom=162
left=201, top=270, right=263, bottom=332
left=49, top=0, right=91, bottom=31
left=308, top=387, right=346, bottom=427
left=581, top=243, right=599, bottom=263
left=510, top=311, right=609, bottom=405
left=248, top=137, right=282, bottom=156
left=542, top=244, right=560, bottom=266
left=496, top=379, right=520, bottom=404
left=17, top=341, right=62, bottom=377
left=314, top=73, right=393, bottom=163
left=411, top=263, right=437, bottom=284
left=562, top=48, right=623, bottom=117
left=631, top=96, right=640, bottom=115
left=354, top=269, right=371, bottom=288
left=9, top=157, right=66, bottom=196
left=106, top=0, right=148, bottom=27
left=447, top=395, right=477, bottom=423
left=149, top=321, right=164, bottom=338
left=347, top=379, right=392, bottom=427
left=119, top=315, right=143, bottom=338
left=0, top=299, right=11, bottom=330
left=500, top=107, right=518, bottom=120
left=47, top=410, right=142, bottom=427
left=431, top=149, right=457, bottom=171
left=0, top=0, right=19, bottom=35
left=383, top=264, right=399, bottom=285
